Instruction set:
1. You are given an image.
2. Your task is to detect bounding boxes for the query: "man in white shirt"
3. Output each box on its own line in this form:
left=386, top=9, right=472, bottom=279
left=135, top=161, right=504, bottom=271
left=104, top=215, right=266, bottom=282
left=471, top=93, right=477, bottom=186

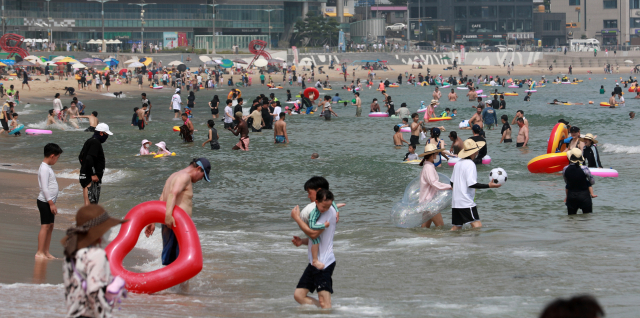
left=223, top=98, right=234, bottom=129
left=170, top=89, right=182, bottom=118
left=290, top=176, right=340, bottom=309
left=450, top=139, right=501, bottom=230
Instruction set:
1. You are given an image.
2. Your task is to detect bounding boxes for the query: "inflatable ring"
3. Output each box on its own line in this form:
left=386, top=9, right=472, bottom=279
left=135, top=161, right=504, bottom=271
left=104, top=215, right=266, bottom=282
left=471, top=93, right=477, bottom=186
left=508, top=85, right=519, bottom=88
left=172, top=126, right=180, bottom=132
left=428, top=116, right=452, bottom=122
left=105, top=201, right=203, bottom=294
left=547, top=123, right=568, bottom=153
left=25, top=129, right=52, bottom=135
left=400, top=126, right=411, bottom=133
left=457, top=87, right=468, bottom=90
left=527, top=153, right=569, bottom=173
left=600, top=102, right=618, bottom=107
left=390, top=174, right=452, bottom=228
left=227, top=89, right=241, bottom=100
left=629, top=87, right=636, bottom=92
left=8, top=124, right=24, bottom=135
left=589, top=168, right=619, bottom=178
left=448, top=155, right=491, bottom=166
left=304, top=87, right=319, bottom=100
left=421, top=82, right=428, bottom=86
left=153, top=86, right=163, bottom=89
left=153, top=152, right=176, bottom=158
left=524, top=90, right=537, bottom=93
left=322, top=88, right=332, bottom=90
left=504, top=93, right=518, bottom=96
left=389, top=85, right=399, bottom=88
left=368, top=112, right=389, bottom=117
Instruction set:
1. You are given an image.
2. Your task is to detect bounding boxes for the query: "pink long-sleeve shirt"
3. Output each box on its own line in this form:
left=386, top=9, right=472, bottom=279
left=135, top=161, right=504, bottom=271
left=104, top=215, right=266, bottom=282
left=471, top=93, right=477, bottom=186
left=419, top=161, right=452, bottom=202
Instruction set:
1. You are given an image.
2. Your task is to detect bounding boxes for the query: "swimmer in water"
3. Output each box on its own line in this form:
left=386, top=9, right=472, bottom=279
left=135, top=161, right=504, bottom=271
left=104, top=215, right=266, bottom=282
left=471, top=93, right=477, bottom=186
left=77, top=111, right=99, bottom=132
left=410, top=113, right=423, bottom=145
left=311, top=153, right=319, bottom=159
left=393, top=125, right=409, bottom=146
left=630, top=111, right=636, bottom=119
left=516, top=118, right=528, bottom=147
left=46, top=109, right=58, bottom=126
left=155, top=141, right=172, bottom=155
left=468, top=106, right=484, bottom=130
left=609, top=92, right=616, bottom=106
left=448, top=89, right=457, bottom=101
left=448, top=131, right=463, bottom=155
left=273, top=112, right=289, bottom=144
left=499, top=115, right=512, bottom=143
left=403, top=144, right=418, bottom=161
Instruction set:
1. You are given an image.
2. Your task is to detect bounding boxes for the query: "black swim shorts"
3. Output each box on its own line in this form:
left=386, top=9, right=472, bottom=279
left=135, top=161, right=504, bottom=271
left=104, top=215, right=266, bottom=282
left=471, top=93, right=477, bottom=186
left=503, top=139, right=512, bottom=143
left=0, top=118, right=8, bottom=131
left=516, top=142, right=524, bottom=147
left=173, top=109, right=180, bottom=113
left=85, top=126, right=96, bottom=132
left=138, top=120, right=145, bottom=130
left=224, top=122, right=233, bottom=129
left=566, top=190, right=592, bottom=215
left=296, top=262, right=336, bottom=294
left=452, top=206, right=480, bottom=226
left=410, top=135, right=420, bottom=145
left=37, top=200, right=55, bottom=225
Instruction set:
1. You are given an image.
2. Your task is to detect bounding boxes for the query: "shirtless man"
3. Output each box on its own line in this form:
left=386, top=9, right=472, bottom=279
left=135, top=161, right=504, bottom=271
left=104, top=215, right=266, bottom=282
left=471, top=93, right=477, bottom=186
left=370, top=98, right=380, bottom=112
left=353, top=92, right=362, bottom=117
left=466, top=88, right=478, bottom=101
left=46, top=109, right=58, bottom=126
left=229, top=111, right=250, bottom=150
left=516, top=118, right=529, bottom=147
left=66, top=102, right=81, bottom=129
left=144, top=158, right=211, bottom=290
left=608, top=92, right=617, bottom=106
left=511, top=110, right=528, bottom=127
left=393, top=125, right=408, bottom=146
left=77, top=111, right=99, bottom=132
left=448, top=89, right=458, bottom=101
left=274, top=113, right=289, bottom=144
left=448, top=131, right=463, bottom=155
left=410, top=113, right=423, bottom=145
left=432, top=87, right=442, bottom=101
left=136, top=105, right=148, bottom=130
left=468, top=106, right=484, bottom=129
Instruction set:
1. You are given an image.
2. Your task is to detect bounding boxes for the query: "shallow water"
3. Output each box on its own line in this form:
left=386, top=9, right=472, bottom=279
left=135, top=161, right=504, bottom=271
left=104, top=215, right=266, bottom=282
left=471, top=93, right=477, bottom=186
left=1, top=75, right=640, bottom=317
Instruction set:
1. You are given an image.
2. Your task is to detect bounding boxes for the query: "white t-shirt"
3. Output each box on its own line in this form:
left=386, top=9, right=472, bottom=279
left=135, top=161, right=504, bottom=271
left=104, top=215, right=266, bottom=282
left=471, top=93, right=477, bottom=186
left=619, top=96, right=625, bottom=105
left=273, top=106, right=282, bottom=121
left=450, top=158, right=477, bottom=209
left=171, top=94, right=182, bottom=110
left=53, top=98, right=62, bottom=112
left=38, top=162, right=58, bottom=203
left=305, top=204, right=337, bottom=267
left=224, top=105, right=234, bottom=123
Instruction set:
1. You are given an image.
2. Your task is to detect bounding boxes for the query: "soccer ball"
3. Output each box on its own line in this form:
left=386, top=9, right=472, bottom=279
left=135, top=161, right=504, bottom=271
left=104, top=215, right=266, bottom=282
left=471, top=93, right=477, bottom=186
left=489, top=168, right=508, bottom=185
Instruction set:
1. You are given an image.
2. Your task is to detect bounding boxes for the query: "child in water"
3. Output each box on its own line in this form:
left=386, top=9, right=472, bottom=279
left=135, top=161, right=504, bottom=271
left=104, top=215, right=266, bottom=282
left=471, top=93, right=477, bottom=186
left=9, top=113, right=20, bottom=136
left=600, top=85, right=605, bottom=94
left=140, top=139, right=153, bottom=155
left=201, top=120, right=220, bottom=150
left=403, top=144, right=418, bottom=161
left=393, top=125, right=409, bottom=146
left=155, top=141, right=172, bottom=155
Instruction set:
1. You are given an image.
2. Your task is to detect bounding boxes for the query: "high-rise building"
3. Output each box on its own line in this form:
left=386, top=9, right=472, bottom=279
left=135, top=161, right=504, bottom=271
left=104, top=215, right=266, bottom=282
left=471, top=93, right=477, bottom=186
left=550, top=0, right=629, bottom=45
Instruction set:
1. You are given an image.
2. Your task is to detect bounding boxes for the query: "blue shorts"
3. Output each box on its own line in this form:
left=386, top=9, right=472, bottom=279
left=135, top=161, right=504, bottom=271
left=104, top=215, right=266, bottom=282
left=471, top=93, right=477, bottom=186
left=275, top=135, right=286, bottom=143
left=161, top=225, right=179, bottom=265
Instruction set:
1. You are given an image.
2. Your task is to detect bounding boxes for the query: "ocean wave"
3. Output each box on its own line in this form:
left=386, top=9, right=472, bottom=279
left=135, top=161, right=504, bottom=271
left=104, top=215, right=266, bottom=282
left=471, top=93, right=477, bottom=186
left=601, top=143, right=640, bottom=154
left=101, top=93, right=127, bottom=98
left=0, top=165, right=128, bottom=184
left=26, top=120, right=74, bottom=131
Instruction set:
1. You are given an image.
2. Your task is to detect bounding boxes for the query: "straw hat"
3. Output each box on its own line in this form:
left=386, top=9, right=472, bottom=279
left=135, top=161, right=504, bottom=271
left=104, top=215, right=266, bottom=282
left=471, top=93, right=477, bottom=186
left=419, top=143, right=445, bottom=158
left=458, top=139, right=486, bottom=159
left=580, top=133, right=598, bottom=144
left=430, top=99, right=438, bottom=105
left=567, top=148, right=584, bottom=163
left=61, top=205, right=126, bottom=257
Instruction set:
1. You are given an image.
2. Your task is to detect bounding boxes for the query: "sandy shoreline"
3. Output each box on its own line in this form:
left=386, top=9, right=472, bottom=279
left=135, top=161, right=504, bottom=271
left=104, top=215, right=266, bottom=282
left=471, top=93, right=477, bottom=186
left=11, top=64, right=637, bottom=104
left=0, top=170, right=153, bottom=285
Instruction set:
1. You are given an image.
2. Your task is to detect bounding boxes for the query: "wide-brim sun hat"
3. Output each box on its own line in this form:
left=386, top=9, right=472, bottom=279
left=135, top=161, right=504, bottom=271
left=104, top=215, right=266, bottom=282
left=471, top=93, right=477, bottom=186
left=567, top=148, right=585, bottom=163
left=141, top=139, right=151, bottom=146
left=580, top=133, right=598, bottom=144
left=61, top=205, right=127, bottom=257
left=430, top=99, right=438, bottom=105
left=418, top=143, right=445, bottom=158
left=155, top=141, right=168, bottom=152
left=458, top=139, right=486, bottom=159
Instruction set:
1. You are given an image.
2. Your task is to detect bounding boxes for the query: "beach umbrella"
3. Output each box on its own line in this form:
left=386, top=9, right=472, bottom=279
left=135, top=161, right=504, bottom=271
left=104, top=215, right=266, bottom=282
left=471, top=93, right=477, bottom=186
left=625, top=60, right=633, bottom=64
left=72, top=63, right=87, bottom=69
left=80, top=58, right=96, bottom=63
left=60, top=57, right=79, bottom=64
left=14, top=60, right=35, bottom=66
left=104, top=59, right=119, bottom=66
left=177, top=64, right=187, bottom=72
left=119, top=69, right=128, bottom=75
left=123, top=58, right=138, bottom=64
left=52, top=56, right=66, bottom=62
left=199, top=55, right=211, bottom=62
left=167, top=60, right=184, bottom=66
left=204, top=60, right=217, bottom=66
left=39, top=57, right=49, bottom=62
left=268, top=59, right=283, bottom=64
left=89, top=61, right=107, bottom=67
left=254, top=59, right=268, bottom=67
left=0, top=62, right=6, bottom=67
left=414, top=58, right=425, bottom=62
left=232, top=58, right=247, bottom=64
left=139, top=57, right=153, bottom=66
left=127, top=61, right=144, bottom=68
left=24, top=55, right=40, bottom=61
left=220, top=59, right=234, bottom=68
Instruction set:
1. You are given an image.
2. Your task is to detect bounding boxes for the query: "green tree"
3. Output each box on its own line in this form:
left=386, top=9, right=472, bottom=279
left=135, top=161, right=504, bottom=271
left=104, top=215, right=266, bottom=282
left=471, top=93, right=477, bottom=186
left=291, top=12, right=340, bottom=47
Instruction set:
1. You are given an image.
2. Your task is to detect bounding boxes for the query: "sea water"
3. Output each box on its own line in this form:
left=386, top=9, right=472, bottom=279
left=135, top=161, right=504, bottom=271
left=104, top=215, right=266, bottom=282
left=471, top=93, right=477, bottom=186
left=1, top=75, right=640, bottom=317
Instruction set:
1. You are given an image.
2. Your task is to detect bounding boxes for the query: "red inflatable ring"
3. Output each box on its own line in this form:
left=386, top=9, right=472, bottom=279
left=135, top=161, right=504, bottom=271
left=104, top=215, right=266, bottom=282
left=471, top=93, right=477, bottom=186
left=105, top=201, right=203, bottom=294
left=304, top=87, right=319, bottom=100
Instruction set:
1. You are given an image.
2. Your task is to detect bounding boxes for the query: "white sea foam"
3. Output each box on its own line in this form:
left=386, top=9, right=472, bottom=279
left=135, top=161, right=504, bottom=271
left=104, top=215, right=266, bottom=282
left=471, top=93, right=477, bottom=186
left=387, top=237, right=440, bottom=247
left=26, top=120, right=74, bottom=131
left=107, top=223, right=163, bottom=272
left=101, top=93, right=127, bottom=98
left=601, top=143, right=640, bottom=154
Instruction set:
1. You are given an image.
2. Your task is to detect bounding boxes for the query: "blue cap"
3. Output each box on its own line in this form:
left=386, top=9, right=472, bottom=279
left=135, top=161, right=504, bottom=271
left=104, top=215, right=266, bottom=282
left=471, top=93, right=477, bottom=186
left=195, top=158, right=211, bottom=182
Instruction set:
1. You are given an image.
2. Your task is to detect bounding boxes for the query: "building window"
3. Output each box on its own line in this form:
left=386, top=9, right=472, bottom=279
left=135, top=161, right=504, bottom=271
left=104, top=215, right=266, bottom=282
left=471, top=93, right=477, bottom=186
left=395, top=12, right=404, bottom=18
left=603, top=0, right=617, bottom=8
left=500, top=20, right=515, bottom=31
left=371, top=11, right=376, bottom=18
left=455, top=21, right=467, bottom=33
left=632, top=0, right=640, bottom=9
left=569, top=0, right=580, bottom=5
left=469, top=21, right=497, bottom=33
left=469, top=6, right=496, bottom=18
left=632, top=18, right=640, bottom=28
left=516, top=6, right=532, bottom=18
left=455, top=6, right=466, bottom=19
left=544, top=20, right=561, bottom=30
left=499, top=6, right=514, bottom=18
left=603, top=20, right=617, bottom=28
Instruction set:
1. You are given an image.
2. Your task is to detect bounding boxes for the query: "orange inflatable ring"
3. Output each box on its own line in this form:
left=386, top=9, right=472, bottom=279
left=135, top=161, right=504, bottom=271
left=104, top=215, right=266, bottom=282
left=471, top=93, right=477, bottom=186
left=172, top=126, right=180, bottom=132
left=267, top=84, right=274, bottom=88
left=227, top=89, right=241, bottom=100
left=527, top=153, right=569, bottom=173
left=547, top=123, right=568, bottom=153
left=428, top=116, right=452, bottom=122
left=105, top=201, right=203, bottom=294
left=503, top=93, right=518, bottom=96
left=600, top=102, right=617, bottom=107
left=304, top=87, right=320, bottom=100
